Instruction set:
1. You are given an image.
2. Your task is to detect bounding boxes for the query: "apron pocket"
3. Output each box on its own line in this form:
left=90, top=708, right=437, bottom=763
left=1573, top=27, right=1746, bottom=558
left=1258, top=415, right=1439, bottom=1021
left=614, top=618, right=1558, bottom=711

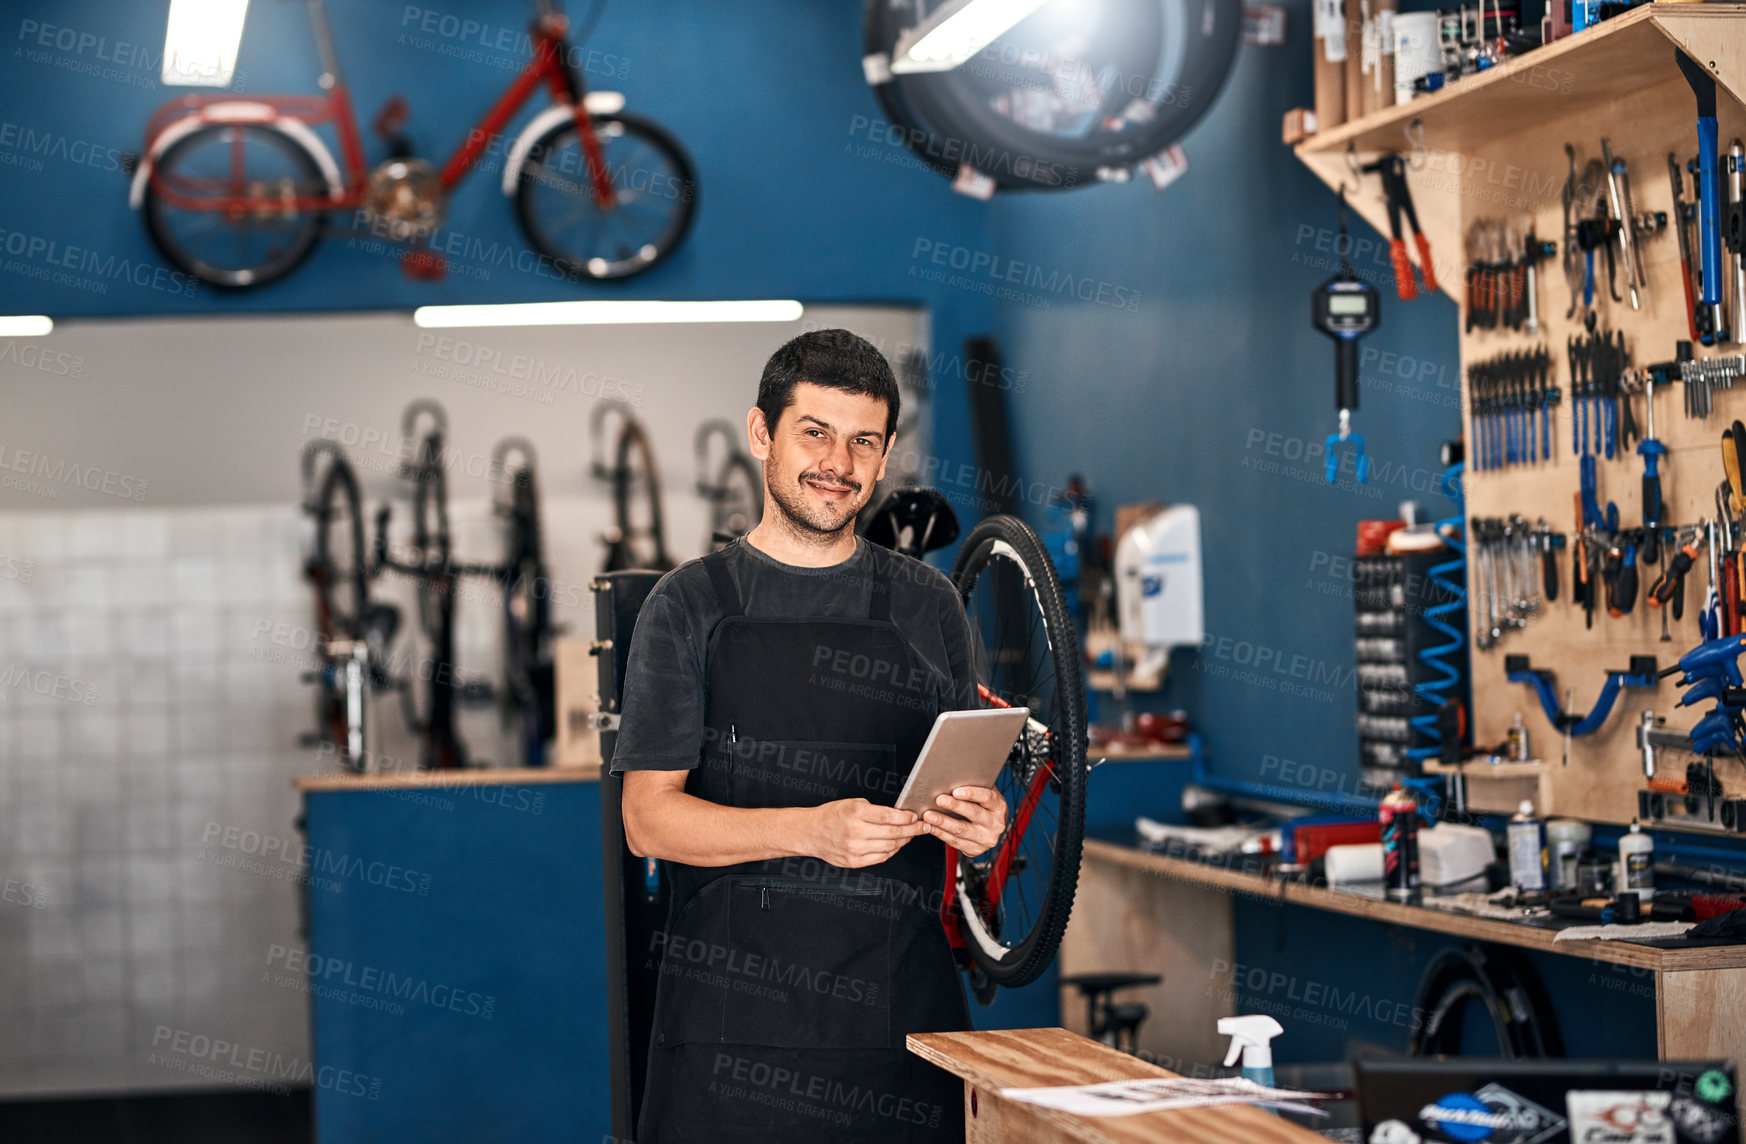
left=721, top=874, right=894, bottom=1049
left=723, top=739, right=902, bottom=809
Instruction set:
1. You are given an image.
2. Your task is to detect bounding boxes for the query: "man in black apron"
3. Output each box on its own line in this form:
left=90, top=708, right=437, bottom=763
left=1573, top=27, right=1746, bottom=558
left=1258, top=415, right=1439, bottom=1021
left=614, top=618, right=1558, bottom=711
left=613, top=329, right=1007, bottom=1143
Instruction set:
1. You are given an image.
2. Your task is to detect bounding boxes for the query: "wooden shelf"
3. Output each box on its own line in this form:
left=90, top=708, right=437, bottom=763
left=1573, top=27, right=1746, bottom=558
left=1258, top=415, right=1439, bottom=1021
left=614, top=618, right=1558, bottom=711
left=1083, top=838, right=1746, bottom=971
left=1293, top=5, right=1746, bottom=307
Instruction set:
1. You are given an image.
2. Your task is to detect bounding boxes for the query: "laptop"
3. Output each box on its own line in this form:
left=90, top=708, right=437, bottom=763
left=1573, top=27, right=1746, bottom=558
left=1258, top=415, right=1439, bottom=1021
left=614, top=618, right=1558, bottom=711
left=1355, top=1058, right=1740, bottom=1144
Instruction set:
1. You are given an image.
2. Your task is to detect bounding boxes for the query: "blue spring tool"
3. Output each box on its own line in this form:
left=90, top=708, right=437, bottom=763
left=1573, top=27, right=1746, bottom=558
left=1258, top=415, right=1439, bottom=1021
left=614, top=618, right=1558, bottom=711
left=1405, top=464, right=1466, bottom=768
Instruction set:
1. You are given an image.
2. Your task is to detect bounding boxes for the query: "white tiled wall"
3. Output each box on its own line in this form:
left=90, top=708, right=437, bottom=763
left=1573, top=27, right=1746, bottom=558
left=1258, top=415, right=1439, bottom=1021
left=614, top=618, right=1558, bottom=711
left=0, top=506, right=306, bottom=1095
left=0, top=499, right=580, bottom=1096
left=0, top=306, right=931, bottom=1097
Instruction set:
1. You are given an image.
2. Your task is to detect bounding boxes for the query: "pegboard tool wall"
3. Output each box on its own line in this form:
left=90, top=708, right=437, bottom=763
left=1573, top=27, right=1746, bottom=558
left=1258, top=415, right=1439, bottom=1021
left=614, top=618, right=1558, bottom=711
left=1300, top=6, right=1746, bottom=823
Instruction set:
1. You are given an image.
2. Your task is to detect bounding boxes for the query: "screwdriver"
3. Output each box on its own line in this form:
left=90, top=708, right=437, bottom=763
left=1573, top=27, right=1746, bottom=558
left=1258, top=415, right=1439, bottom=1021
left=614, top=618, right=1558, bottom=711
left=1640, top=374, right=1665, bottom=564
left=1650, top=537, right=1703, bottom=607
left=1608, top=530, right=1642, bottom=618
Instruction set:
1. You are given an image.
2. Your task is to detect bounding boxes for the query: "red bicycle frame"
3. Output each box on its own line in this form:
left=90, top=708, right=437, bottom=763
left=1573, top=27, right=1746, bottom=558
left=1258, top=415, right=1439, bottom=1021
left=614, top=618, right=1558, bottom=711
left=940, top=684, right=1058, bottom=954
left=143, top=4, right=612, bottom=216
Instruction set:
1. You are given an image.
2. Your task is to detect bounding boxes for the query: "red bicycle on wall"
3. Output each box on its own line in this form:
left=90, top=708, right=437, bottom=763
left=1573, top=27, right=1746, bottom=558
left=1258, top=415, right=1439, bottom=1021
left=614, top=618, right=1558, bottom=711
left=128, top=0, right=695, bottom=288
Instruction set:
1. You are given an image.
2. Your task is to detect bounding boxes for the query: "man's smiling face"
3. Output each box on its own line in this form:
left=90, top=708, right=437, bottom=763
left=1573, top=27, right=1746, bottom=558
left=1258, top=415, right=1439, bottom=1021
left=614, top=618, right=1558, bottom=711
left=751, top=381, right=891, bottom=537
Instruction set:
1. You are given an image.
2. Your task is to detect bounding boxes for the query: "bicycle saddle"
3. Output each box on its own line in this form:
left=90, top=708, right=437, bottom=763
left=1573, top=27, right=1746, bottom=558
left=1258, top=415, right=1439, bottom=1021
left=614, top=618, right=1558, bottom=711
left=359, top=601, right=401, bottom=649
left=861, top=487, right=960, bottom=559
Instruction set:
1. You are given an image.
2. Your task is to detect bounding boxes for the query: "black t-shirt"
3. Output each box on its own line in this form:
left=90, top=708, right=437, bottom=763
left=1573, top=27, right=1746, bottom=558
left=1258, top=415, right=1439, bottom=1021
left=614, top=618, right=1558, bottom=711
left=612, top=536, right=977, bottom=773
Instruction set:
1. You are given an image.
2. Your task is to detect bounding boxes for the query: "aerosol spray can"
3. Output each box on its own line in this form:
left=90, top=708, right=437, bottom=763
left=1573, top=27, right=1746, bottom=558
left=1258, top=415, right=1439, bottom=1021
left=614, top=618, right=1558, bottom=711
left=1380, top=784, right=1421, bottom=900
left=1619, top=820, right=1655, bottom=900
left=1507, top=800, right=1547, bottom=892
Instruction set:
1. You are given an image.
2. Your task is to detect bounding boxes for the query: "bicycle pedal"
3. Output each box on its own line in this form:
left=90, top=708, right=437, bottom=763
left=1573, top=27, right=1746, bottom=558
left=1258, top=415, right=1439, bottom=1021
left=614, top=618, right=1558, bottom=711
left=402, top=249, right=446, bottom=281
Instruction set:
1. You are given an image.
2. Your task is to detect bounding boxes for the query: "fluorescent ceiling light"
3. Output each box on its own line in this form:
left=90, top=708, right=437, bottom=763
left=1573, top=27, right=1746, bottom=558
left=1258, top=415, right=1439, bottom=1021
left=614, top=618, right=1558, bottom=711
left=162, top=0, right=250, bottom=87
left=413, top=300, right=806, bottom=329
left=0, top=316, right=53, bottom=337
left=891, top=0, right=1056, bottom=74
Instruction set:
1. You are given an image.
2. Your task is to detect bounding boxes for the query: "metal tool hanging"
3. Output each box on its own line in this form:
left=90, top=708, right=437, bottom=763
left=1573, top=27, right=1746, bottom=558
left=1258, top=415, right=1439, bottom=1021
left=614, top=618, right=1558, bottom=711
left=1472, top=516, right=1554, bottom=649
left=1314, top=188, right=1379, bottom=484
left=1468, top=348, right=1556, bottom=470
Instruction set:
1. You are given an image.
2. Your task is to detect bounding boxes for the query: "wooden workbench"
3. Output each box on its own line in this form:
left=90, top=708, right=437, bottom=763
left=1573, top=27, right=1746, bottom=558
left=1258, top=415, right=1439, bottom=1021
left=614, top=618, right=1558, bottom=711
left=908, top=1027, right=1327, bottom=1144
left=1060, top=838, right=1746, bottom=1078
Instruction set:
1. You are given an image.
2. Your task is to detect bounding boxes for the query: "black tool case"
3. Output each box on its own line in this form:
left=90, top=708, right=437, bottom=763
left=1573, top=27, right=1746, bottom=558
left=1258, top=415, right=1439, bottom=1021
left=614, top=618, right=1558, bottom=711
left=1353, top=546, right=1469, bottom=790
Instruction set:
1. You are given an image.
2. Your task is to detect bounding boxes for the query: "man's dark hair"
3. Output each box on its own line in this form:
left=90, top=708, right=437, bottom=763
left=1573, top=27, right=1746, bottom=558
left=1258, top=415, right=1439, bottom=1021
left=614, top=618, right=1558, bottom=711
left=757, top=329, right=900, bottom=446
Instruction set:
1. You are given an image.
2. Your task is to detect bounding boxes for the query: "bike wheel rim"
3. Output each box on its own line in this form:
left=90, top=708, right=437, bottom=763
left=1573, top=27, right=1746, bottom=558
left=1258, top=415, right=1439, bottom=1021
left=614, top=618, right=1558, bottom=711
left=521, top=119, right=692, bottom=279
left=148, top=124, right=325, bottom=286
left=956, top=535, right=1078, bottom=969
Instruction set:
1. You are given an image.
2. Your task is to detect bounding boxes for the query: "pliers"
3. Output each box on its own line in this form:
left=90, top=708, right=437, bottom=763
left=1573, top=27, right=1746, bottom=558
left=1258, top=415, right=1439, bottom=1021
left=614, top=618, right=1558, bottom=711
left=1365, top=153, right=1439, bottom=301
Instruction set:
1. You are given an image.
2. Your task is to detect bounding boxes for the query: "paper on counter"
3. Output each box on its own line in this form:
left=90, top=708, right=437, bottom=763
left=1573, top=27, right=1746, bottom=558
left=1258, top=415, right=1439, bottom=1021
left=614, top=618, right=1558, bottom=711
left=1134, top=817, right=1268, bottom=854
left=1552, top=920, right=1695, bottom=942
left=1000, top=1075, right=1330, bottom=1118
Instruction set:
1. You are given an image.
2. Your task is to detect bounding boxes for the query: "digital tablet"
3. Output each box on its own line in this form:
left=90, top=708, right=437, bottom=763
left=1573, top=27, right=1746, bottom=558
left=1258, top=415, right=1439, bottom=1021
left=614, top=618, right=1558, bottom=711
left=895, top=707, right=1031, bottom=821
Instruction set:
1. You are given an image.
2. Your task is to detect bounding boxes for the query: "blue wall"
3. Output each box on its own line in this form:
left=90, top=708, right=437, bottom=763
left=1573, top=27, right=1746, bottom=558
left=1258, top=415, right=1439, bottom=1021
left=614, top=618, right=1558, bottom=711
left=0, top=0, right=1000, bottom=480
left=987, top=0, right=1462, bottom=799
left=0, top=0, right=1460, bottom=796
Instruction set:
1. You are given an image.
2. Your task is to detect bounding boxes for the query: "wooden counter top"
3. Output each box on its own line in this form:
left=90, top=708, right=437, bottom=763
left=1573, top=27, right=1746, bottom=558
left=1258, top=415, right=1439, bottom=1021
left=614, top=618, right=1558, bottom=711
left=295, top=767, right=599, bottom=792
left=908, top=1027, right=1326, bottom=1143
left=1084, top=838, right=1746, bottom=972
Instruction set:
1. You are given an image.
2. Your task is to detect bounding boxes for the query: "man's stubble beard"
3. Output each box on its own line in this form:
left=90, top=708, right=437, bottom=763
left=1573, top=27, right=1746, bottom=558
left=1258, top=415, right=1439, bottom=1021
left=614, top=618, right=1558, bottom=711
left=763, top=455, right=872, bottom=540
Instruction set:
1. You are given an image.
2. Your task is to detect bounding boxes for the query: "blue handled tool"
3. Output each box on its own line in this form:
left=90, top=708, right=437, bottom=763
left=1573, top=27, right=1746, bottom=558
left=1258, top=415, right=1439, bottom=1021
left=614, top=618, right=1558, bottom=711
left=1639, top=377, right=1665, bottom=564
left=1580, top=453, right=1618, bottom=532
left=1666, top=633, right=1746, bottom=689
left=1677, top=50, right=1727, bottom=344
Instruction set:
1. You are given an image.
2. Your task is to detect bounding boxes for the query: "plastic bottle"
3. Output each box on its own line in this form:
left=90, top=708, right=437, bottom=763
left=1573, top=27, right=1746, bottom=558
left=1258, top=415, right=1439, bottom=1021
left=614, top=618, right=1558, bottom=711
left=1218, top=1014, right=1284, bottom=1088
left=1506, top=800, right=1546, bottom=892
left=1619, top=820, right=1655, bottom=899
left=1545, top=819, right=1592, bottom=892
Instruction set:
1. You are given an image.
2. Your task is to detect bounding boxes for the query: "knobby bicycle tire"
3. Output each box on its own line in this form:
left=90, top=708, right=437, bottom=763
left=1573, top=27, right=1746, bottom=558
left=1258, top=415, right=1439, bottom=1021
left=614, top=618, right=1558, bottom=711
left=949, top=514, right=1087, bottom=987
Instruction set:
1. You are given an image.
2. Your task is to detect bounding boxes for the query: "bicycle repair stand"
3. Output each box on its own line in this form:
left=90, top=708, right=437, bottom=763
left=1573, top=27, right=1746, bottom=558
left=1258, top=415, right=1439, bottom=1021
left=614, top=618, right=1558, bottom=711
left=592, top=570, right=668, bottom=1142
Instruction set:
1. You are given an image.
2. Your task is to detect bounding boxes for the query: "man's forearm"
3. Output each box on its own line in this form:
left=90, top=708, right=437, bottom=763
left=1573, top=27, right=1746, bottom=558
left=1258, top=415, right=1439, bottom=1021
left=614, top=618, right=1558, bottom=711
left=625, top=785, right=814, bottom=866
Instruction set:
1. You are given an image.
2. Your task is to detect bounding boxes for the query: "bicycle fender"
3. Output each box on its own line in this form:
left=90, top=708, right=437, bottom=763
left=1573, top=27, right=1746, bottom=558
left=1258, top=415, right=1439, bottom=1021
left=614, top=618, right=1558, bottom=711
left=129, top=101, right=345, bottom=209
left=497, top=92, right=627, bottom=197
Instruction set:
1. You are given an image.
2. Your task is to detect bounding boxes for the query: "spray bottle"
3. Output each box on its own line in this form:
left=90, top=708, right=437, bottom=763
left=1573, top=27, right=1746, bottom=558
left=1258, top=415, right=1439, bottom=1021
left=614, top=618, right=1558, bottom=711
left=1219, top=1014, right=1284, bottom=1088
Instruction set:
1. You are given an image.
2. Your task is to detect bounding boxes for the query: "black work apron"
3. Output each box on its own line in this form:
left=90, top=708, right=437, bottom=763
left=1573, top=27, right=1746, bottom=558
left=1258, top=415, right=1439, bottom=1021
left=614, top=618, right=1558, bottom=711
left=637, top=545, right=970, bottom=1144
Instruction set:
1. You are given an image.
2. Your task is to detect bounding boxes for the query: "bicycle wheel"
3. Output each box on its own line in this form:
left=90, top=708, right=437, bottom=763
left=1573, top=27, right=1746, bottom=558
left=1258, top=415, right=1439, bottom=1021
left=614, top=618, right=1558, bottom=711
left=311, top=454, right=368, bottom=640
left=514, top=112, right=697, bottom=280
left=500, top=466, right=555, bottom=758
left=143, top=122, right=328, bottom=288
left=606, top=420, right=675, bottom=572
left=710, top=450, right=762, bottom=541
left=949, top=514, right=1087, bottom=987
left=410, top=433, right=451, bottom=638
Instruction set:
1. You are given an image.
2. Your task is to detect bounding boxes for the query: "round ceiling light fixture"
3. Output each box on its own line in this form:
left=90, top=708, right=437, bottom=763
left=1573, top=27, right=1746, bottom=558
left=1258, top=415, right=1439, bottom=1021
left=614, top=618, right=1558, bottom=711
left=863, top=0, right=1242, bottom=194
